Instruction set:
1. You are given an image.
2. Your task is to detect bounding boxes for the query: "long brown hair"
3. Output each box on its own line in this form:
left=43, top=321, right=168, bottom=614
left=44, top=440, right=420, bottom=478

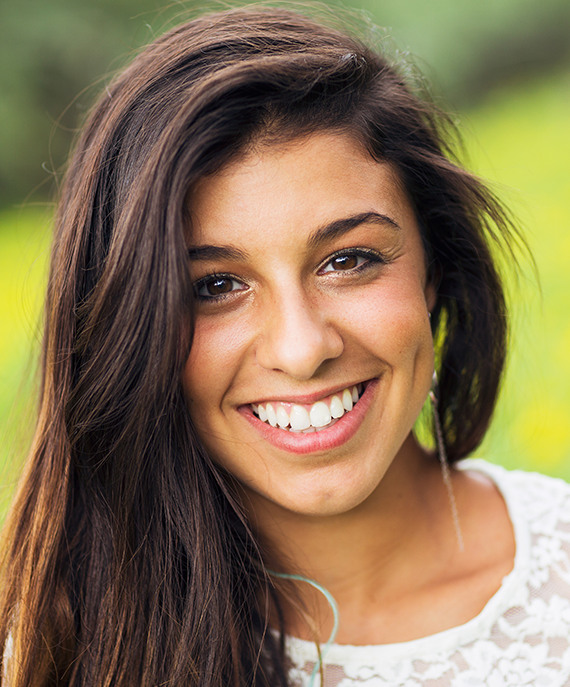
left=0, top=6, right=518, bottom=685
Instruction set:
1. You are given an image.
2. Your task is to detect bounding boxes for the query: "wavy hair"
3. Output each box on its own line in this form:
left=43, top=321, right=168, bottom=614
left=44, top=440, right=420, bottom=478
left=0, top=6, right=517, bottom=686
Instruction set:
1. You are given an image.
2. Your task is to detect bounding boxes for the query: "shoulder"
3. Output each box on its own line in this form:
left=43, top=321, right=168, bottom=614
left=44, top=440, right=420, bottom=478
left=460, top=459, right=570, bottom=604
left=459, top=458, right=570, bottom=538
left=459, top=460, right=570, bottom=678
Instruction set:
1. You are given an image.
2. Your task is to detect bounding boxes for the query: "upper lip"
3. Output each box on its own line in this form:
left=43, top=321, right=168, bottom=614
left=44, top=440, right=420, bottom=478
left=243, top=379, right=373, bottom=406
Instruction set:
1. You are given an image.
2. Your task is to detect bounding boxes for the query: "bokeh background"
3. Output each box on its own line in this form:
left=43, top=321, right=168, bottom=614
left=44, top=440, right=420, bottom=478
left=1, top=0, right=569, bottom=514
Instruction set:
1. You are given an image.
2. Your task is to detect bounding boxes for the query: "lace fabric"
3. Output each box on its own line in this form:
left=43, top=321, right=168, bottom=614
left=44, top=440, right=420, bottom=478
left=286, top=459, right=570, bottom=686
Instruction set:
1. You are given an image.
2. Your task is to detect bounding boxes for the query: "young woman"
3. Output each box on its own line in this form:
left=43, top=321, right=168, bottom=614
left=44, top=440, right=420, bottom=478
left=2, top=6, right=570, bottom=686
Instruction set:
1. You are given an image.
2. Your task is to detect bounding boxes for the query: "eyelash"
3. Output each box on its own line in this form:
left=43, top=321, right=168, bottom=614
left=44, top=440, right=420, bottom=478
left=193, top=274, right=247, bottom=301
left=193, top=248, right=387, bottom=302
left=316, top=247, right=386, bottom=275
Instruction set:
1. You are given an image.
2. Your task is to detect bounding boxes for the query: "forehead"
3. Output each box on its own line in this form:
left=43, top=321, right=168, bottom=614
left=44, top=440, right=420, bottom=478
left=187, top=132, right=416, bottom=247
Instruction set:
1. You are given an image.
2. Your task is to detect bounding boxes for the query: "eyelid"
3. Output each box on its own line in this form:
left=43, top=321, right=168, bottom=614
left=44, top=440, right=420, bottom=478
left=317, top=247, right=387, bottom=274
left=193, top=272, right=248, bottom=300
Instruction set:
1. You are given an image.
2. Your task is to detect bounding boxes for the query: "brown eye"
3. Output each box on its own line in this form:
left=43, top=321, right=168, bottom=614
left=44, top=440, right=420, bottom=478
left=321, top=252, right=368, bottom=273
left=195, top=275, right=247, bottom=299
left=331, top=254, right=358, bottom=270
left=206, top=277, right=233, bottom=295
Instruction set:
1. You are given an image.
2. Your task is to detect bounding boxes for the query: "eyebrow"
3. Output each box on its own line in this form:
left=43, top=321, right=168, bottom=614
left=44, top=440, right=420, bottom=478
left=187, top=211, right=399, bottom=262
left=187, top=244, right=248, bottom=262
left=307, top=211, right=399, bottom=249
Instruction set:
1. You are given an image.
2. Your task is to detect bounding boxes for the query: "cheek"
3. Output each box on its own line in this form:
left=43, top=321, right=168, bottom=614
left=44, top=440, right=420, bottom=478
left=329, top=274, right=434, bottom=423
left=182, top=315, right=250, bottom=414
left=334, top=279, right=432, bottom=361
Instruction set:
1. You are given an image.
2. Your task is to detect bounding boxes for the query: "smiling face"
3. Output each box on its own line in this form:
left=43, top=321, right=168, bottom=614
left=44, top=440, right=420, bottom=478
left=183, top=133, right=436, bottom=517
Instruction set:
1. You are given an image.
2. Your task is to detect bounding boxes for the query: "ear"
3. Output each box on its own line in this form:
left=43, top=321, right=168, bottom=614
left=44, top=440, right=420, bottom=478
left=425, top=280, right=437, bottom=313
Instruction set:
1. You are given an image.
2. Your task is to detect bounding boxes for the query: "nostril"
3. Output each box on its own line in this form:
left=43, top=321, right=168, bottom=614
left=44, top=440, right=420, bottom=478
left=256, top=328, right=343, bottom=380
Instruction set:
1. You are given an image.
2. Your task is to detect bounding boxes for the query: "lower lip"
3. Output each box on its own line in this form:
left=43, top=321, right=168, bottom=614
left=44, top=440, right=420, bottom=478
left=239, top=379, right=378, bottom=455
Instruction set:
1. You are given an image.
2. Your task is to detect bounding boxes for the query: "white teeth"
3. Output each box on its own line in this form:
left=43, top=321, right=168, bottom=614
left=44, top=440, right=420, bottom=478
left=290, top=405, right=311, bottom=430
left=266, top=403, right=277, bottom=427
left=310, top=401, right=331, bottom=428
left=330, top=395, right=344, bottom=419
left=276, top=405, right=290, bottom=429
left=253, top=383, right=365, bottom=431
left=316, top=418, right=339, bottom=431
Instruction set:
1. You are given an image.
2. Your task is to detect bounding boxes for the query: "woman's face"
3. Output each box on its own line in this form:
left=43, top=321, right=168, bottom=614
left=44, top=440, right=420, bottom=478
left=183, top=133, right=435, bottom=517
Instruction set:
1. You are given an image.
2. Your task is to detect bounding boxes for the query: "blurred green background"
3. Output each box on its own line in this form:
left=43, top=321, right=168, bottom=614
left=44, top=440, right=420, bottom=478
left=0, top=0, right=569, bottom=508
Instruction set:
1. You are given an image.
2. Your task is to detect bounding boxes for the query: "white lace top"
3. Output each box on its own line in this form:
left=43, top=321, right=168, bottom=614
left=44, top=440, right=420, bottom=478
left=286, top=459, right=570, bottom=686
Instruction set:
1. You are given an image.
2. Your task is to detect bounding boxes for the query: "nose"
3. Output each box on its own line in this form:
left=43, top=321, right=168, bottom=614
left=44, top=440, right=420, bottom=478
left=255, top=290, right=344, bottom=380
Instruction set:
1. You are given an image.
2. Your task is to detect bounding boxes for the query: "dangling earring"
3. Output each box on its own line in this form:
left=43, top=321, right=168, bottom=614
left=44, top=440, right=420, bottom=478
left=429, top=371, right=465, bottom=552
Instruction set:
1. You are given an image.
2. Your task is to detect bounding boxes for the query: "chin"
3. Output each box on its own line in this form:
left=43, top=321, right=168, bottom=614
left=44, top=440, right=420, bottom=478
left=247, top=460, right=385, bottom=518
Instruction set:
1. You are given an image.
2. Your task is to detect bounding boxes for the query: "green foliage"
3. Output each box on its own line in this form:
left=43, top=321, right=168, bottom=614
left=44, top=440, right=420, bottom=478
left=465, top=69, right=570, bottom=478
left=1, top=0, right=569, bottom=208
left=0, top=0, right=194, bottom=207
left=0, top=206, right=51, bottom=514
left=354, top=0, right=570, bottom=101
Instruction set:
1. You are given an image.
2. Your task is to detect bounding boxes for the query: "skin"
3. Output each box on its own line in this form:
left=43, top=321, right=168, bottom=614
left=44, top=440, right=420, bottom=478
left=182, top=133, right=515, bottom=645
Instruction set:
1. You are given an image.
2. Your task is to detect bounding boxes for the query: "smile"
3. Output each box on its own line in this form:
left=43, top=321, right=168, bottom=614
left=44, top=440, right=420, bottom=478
left=241, top=379, right=377, bottom=455
left=251, top=384, right=364, bottom=433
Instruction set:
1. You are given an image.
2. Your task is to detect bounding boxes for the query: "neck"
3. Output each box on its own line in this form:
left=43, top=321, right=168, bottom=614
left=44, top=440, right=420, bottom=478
left=241, top=434, right=458, bottom=642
